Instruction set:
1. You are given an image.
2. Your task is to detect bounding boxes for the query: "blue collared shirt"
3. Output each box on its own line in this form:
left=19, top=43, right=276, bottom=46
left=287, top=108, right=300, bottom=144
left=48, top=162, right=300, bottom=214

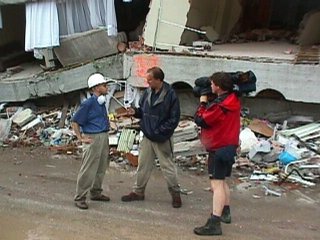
left=72, top=95, right=109, bottom=134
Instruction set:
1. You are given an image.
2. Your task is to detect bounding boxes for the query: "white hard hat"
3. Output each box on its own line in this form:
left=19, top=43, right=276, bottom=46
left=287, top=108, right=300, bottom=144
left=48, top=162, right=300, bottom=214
left=87, top=73, right=107, bottom=88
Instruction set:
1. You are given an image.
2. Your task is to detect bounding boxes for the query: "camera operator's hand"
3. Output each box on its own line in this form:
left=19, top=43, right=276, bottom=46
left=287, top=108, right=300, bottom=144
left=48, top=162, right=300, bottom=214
left=200, top=87, right=212, bottom=96
left=200, top=95, right=208, bottom=103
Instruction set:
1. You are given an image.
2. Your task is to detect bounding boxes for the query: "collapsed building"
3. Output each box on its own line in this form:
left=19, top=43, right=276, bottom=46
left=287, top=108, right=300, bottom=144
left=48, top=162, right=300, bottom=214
left=0, top=0, right=320, bottom=118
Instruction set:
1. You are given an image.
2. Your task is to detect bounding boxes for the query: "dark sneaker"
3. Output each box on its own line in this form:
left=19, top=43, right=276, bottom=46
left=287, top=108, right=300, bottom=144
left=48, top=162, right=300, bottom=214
left=221, top=210, right=231, bottom=224
left=121, top=192, right=145, bottom=202
left=171, top=191, right=182, bottom=208
left=194, top=218, right=222, bottom=236
left=75, top=200, right=88, bottom=210
left=90, top=194, right=110, bottom=202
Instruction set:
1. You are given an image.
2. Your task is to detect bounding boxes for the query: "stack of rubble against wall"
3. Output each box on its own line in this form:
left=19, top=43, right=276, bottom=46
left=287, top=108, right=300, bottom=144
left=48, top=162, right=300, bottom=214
left=0, top=97, right=319, bottom=195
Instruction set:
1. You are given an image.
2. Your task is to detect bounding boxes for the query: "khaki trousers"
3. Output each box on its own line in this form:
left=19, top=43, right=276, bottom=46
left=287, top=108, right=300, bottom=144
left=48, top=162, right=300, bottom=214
left=74, top=132, right=109, bottom=201
left=133, top=137, right=180, bottom=194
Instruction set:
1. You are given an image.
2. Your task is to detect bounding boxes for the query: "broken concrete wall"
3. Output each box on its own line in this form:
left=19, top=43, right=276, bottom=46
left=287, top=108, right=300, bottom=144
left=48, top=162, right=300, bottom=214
left=180, top=0, right=241, bottom=45
left=144, top=0, right=241, bottom=48
left=242, top=97, right=320, bottom=121
left=54, top=29, right=119, bottom=67
left=298, top=10, right=320, bottom=46
left=143, top=0, right=190, bottom=49
left=0, top=54, right=124, bottom=102
left=144, top=0, right=320, bottom=47
left=123, top=53, right=320, bottom=104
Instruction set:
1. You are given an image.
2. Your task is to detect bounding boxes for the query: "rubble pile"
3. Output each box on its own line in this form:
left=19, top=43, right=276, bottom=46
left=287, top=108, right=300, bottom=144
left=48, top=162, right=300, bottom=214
left=0, top=100, right=319, bottom=197
left=0, top=104, right=75, bottom=148
left=233, top=117, right=320, bottom=199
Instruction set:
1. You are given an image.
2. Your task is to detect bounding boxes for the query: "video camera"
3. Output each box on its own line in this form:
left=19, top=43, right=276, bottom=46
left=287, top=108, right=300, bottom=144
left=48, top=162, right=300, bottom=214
left=193, top=70, right=257, bottom=97
left=192, top=77, right=212, bottom=97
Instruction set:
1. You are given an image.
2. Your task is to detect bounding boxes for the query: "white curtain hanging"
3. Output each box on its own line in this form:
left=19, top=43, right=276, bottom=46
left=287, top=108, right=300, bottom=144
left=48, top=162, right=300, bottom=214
left=57, top=0, right=117, bottom=37
left=25, top=0, right=60, bottom=51
left=87, top=0, right=117, bottom=36
left=25, top=0, right=118, bottom=51
left=57, top=0, right=92, bottom=37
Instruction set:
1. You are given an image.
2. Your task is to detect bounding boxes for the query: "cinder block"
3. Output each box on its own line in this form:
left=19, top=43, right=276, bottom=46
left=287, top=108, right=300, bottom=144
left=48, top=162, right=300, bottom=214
left=12, top=108, right=36, bottom=127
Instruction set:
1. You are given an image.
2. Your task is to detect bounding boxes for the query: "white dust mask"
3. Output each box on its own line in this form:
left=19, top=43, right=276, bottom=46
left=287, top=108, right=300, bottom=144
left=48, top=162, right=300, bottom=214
left=97, top=95, right=106, bottom=105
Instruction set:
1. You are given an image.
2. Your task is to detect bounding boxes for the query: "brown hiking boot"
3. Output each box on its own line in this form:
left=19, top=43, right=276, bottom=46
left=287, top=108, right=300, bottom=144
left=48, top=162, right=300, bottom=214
left=121, top=192, right=145, bottom=202
left=90, top=194, right=110, bottom=202
left=170, top=191, right=182, bottom=208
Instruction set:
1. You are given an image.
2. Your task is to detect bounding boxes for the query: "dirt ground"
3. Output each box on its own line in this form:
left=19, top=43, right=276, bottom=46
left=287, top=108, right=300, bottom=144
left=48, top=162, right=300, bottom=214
left=0, top=146, right=319, bottom=240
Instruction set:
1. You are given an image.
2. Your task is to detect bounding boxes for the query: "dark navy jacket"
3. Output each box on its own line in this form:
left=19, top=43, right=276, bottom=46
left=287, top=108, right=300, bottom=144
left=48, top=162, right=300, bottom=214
left=134, top=82, right=180, bottom=142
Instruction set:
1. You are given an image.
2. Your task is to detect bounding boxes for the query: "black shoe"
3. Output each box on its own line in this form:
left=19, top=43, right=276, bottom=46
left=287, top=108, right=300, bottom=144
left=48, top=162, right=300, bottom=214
left=171, top=191, right=182, bottom=208
left=75, top=201, right=88, bottom=210
left=121, top=192, right=145, bottom=202
left=90, top=194, right=110, bottom=202
left=221, top=209, right=231, bottom=224
left=194, top=218, right=222, bottom=236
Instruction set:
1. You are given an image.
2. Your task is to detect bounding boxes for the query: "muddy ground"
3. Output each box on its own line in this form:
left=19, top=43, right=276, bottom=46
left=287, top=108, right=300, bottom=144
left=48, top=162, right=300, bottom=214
left=0, top=146, right=319, bottom=240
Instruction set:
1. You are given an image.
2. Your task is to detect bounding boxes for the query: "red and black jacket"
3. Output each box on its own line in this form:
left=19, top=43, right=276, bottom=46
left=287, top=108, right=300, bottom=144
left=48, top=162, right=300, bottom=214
left=194, top=93, right=240, bottom=151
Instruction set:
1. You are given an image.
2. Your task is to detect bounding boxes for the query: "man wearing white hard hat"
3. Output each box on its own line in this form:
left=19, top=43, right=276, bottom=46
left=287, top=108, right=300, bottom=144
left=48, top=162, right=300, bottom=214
left=71, top=73, right=110, bottom=210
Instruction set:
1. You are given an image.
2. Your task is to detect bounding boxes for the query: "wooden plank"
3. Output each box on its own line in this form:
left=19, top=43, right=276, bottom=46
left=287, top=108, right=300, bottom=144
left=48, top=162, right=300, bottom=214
left=58, top=97, right=69, bottom=129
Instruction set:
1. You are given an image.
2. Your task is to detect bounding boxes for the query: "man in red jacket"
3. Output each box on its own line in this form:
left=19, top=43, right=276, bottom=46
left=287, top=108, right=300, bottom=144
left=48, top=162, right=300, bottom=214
left=193, top=72, right=241, bottom=236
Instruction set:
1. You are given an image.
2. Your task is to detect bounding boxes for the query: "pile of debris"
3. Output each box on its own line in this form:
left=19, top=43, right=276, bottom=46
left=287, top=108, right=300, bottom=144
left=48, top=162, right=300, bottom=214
left=0, top=99, right=319, bottom=195
left=232, top=118, right=320, bottom=198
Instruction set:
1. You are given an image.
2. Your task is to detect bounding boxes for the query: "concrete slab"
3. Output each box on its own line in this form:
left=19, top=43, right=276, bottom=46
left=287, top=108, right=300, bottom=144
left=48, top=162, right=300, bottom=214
left=124, top=45, right=320, bottom=104
left=0, top=42, right=318, bottom=106
left=144, top=0, right=189, bottom=49
left=0, top=54, right=124, bottom=102
left=12, top=108, right=35, bottom=127
left=54, top=29, right=119, bottom=67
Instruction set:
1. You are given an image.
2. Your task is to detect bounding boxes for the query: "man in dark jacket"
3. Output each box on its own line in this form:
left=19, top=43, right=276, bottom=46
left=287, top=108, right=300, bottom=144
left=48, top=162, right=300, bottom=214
left=121, top=66, right=182, bottom=208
